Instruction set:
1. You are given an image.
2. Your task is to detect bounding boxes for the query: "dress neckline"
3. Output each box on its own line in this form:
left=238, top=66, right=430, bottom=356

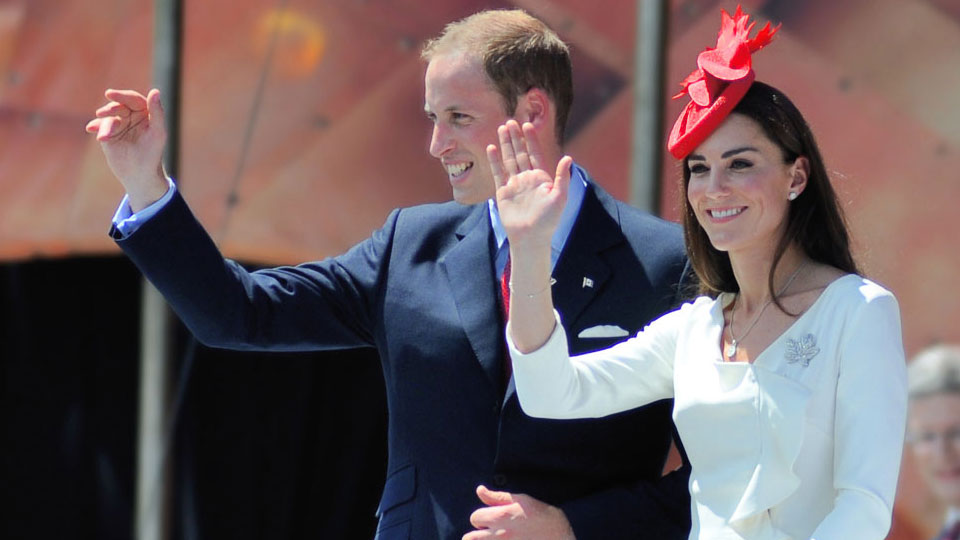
left=713, top=273, right=859, bottom=365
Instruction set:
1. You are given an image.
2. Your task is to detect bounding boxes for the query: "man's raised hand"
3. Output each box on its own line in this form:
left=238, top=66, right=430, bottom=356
left=85, top=88, right=169, bottom=211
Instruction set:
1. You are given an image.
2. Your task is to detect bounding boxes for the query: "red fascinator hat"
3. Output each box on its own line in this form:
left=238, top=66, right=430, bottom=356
left=667, top=6, right=780, bottom=160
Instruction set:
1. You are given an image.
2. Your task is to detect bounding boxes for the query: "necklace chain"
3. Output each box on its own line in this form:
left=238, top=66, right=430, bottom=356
left=725, top=260, right=807, bottom=360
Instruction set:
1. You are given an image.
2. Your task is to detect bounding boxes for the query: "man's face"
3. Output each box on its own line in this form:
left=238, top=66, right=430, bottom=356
left=424, top=52, right=512, bottom=205
left=908, top=393, right=960, bottom=506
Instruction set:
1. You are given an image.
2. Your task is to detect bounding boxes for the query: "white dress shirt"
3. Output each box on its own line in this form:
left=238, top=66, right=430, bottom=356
left=509, top=274, right=907, bottom=540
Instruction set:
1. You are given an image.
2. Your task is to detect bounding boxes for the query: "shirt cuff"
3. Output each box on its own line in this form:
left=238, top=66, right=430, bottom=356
left=111, top=178, right=177, bottom=239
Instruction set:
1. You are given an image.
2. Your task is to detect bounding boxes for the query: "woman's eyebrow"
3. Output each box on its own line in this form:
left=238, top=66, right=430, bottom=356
left=721, top=146, right=758, bottom=158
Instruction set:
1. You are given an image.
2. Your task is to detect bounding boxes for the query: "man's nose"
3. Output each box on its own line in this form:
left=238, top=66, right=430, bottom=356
left=429, top=123, right=453, bottom=158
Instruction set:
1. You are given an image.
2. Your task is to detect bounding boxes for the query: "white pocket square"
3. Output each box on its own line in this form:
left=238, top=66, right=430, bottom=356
left=578, top=325, right=630, bottom=338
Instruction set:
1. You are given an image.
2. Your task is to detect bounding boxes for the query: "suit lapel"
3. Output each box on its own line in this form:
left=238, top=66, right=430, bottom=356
left=440, top=204, right=503, bottom=391
left=551, top=182, right=621, bottom=330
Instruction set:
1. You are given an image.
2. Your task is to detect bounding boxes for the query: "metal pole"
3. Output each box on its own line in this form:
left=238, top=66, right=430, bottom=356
left=135, top=1, right=181, bottom=539
left=630, top=0, right=668, bottom=214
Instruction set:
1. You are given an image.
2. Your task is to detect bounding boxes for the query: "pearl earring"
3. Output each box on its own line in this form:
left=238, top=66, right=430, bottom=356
left=788, top=191, right=798, bottom=201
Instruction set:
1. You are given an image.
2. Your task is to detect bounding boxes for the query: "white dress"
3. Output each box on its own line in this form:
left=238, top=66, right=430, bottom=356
left=509, top=274, right=906, bottom=540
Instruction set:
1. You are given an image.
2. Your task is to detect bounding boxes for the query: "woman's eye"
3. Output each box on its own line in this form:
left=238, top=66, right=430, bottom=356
left=730, top=159, right=752, bottom=170
left=689, top=163, right=709, bottom=175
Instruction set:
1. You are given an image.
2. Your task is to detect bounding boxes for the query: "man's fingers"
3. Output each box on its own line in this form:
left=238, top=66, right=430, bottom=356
left=469, top=486, right=513, bottom=531
left=96, top=116, right=123, bottom=141
left=85, top=117, right=102, bottom=134
left=468, top=503, right=514, bottom=530
left=476, top=484, right=514, bottom=506
left=104, top=88, right=149, bottom=111
left=469, top=506, right=491, bottom=530
left=462, top=530, right=495, bottom=540
left=522, top=122, right=543, bottom=171
left=95, top=101, right=129, bottom=118
left=146, top=88, right=165, bottom=132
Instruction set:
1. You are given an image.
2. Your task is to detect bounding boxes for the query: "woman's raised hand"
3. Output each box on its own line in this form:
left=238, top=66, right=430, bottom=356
left=487, top=120, right=572, bottom=252
left=487, top=120, right=569, bottom=352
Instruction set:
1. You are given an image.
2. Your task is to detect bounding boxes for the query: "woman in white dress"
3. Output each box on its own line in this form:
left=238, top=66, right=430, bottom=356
left=488, top=7, right=907, bottom=540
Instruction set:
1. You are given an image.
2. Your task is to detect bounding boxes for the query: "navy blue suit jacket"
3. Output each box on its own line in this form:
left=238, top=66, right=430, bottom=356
left=114, top=169, right=692, bottom=540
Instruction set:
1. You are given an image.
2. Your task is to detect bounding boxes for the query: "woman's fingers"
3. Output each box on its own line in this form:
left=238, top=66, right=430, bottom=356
left=487, top=143, right=506, bottom=191
left=497, top=123, right=519, bottom=176
left=491, top=120, right=556, bottom=203
left=553, top=155, right=573, bottom=202
left=522, top=122, right=543, bottom=171
left=506, top=120, right=531, bottom=172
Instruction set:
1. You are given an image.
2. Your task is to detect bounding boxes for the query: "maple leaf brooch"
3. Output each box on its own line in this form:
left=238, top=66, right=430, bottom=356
left=785, top=334, right=820, bottom=367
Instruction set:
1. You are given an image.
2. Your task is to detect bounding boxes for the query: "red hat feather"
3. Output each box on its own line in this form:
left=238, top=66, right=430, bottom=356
left=667, top=6, right=781, bottom=159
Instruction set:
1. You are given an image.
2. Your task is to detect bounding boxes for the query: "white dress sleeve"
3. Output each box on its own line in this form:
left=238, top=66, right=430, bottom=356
left=810, top=289, right=907, bottom=539
left=507, top=301, right=694, bottom=420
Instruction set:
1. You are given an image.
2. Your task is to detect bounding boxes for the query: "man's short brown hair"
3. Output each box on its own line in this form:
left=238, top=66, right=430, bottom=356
left=422, top=9, right=574, bottom=144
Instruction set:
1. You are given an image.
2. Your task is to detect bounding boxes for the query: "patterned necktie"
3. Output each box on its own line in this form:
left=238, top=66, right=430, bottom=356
left=499, top=254, right=512, bottom=383
left=500, top=254, right=511, bottom=319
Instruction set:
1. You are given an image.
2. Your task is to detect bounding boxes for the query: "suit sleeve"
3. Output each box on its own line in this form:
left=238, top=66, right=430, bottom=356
left=115, top=189, right=392, bottom=351
left=561, top=467, right=691, bottom=540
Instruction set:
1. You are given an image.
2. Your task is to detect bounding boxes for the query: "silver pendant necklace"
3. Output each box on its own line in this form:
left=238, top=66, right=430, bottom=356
left=725, top=260, right=807, bottom=361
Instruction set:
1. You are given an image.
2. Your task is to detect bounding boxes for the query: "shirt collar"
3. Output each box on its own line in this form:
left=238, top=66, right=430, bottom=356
left=488, top=162, right=588, bottom=263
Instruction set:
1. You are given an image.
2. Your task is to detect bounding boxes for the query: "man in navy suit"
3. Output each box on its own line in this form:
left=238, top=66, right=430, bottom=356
left=88, top=9, right=691, bottom=540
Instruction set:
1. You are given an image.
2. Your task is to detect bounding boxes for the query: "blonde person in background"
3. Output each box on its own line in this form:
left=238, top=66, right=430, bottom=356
left=490, top=6, right=907, bottom=539
left=907, top=345, right=960, bottom=540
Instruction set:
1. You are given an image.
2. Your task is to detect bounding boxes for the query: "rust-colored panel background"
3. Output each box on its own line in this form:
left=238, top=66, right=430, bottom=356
left=1, top=0, right=957, bottom=536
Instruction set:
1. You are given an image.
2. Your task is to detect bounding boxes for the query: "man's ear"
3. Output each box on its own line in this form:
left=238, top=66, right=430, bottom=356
left=516, top=87, right=551, bottom=129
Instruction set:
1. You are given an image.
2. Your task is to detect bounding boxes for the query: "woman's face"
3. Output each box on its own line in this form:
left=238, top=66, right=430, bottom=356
left=686, top=113, right=804, bottom=257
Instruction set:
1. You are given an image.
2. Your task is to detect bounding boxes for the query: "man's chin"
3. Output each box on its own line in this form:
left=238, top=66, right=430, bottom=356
left=452, top=189, right=494, bottom=206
